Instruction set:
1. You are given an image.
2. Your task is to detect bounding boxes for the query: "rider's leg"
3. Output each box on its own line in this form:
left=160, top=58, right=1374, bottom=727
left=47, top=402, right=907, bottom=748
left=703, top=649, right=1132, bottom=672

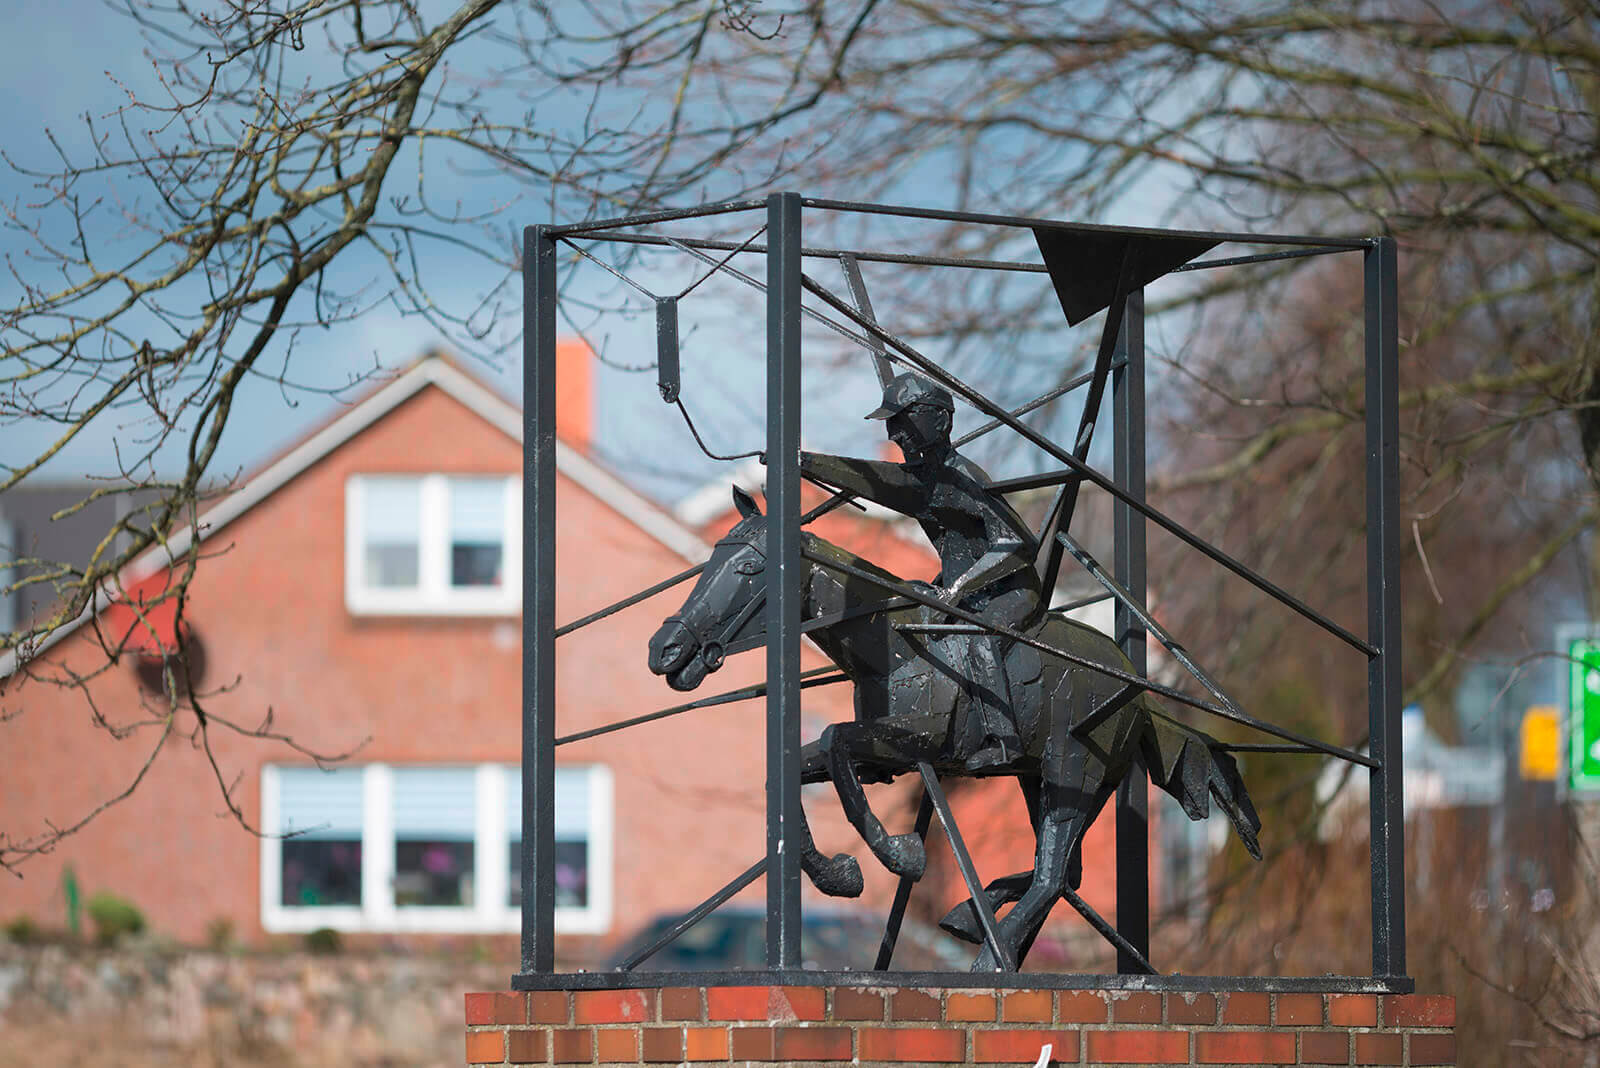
left=964, top=635, right=1024, bottom=771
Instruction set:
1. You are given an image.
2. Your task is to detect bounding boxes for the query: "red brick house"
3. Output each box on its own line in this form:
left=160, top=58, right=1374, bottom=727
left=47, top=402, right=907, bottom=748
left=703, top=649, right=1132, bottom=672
left=1, top=347, right=1162, bottom=965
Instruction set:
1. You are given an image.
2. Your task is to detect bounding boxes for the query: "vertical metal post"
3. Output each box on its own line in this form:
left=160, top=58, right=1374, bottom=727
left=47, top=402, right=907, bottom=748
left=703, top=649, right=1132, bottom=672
left=1365, top=236, right=1407, bottom=979
left=765, top=192, right=804, bottom=969
left=1113, top=289, right=1150, bottom=971
left=519, top=225, right=558, bottom=976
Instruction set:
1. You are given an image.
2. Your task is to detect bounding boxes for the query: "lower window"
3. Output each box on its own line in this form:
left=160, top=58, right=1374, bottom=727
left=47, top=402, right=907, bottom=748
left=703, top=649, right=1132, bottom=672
left=261, top=763, right=611, bottom=934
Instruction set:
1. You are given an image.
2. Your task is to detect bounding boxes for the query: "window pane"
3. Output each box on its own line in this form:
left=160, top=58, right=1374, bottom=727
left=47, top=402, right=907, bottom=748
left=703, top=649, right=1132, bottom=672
left=362, top=479, right=421, bottom=588
left=277, top=767, right=363, bottom=908
left=449, top=479, right=504, bottom=588
left=393, top=768, right=475, bottom=907
left=509, top=839, right=588, bottom=909
left=507, top=766, right=592, bottom=909
left=282, top=840, right=362, bottom=907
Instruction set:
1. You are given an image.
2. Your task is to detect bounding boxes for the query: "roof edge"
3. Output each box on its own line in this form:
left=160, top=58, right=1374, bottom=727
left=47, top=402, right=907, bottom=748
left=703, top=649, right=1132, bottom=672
left=1, top=355, right=709, bottom=678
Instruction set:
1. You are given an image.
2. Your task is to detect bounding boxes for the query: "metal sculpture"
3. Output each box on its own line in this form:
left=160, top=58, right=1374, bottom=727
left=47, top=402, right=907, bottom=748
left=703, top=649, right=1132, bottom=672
left=648, top=480, right=1262, bottom=971
left=518, top=194, right=1409, bottom=992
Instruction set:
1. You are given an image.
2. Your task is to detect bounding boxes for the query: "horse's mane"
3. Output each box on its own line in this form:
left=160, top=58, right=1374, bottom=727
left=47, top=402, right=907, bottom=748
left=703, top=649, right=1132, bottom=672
left=729, top=512, right=909, bottom=589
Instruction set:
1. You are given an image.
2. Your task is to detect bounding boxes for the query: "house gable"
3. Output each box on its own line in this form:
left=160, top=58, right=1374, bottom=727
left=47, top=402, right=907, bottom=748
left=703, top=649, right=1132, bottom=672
left=0, top=355, right=708, bottom=678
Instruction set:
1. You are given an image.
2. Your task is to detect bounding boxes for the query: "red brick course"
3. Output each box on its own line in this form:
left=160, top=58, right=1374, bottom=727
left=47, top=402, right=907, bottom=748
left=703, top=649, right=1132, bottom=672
left=464, top=986, right=1457, bottom=1065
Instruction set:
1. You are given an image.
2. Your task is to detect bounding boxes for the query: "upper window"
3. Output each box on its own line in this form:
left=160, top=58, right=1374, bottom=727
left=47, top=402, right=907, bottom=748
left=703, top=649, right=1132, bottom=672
left=345, top=475, right=519, bottom=615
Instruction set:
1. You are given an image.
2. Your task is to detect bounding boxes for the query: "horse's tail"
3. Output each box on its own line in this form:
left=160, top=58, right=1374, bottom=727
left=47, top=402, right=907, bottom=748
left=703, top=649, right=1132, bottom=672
left=1142, top=710, right=1262, bottom=860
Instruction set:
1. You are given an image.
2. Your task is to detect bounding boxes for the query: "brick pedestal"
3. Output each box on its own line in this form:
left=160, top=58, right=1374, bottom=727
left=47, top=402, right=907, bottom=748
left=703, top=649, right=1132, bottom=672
left=464, top=985, right=1455, bottom=1066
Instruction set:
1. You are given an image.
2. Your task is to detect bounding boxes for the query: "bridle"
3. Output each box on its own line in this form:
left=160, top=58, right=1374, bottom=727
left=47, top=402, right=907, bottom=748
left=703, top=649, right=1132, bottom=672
left=660, top=531, right=768, bottom=671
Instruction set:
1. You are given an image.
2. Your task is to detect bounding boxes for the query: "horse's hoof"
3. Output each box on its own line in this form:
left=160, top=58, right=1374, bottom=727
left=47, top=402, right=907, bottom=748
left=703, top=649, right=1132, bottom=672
left=880, top=833, right=926, bottom=881
left=939, top=898, right=987, bottom=944
left=808, top=853, right=864, bottom=898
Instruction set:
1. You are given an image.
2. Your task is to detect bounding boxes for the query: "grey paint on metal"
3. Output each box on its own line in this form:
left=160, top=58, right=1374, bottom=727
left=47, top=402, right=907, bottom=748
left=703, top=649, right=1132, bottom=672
left=1365, top=236, right=1407, bottom=979
left=656, top=296, right=681, bottom=402
left=520, top=225, right=559, bottom=977
left=837, top=253, right=894, bottom=387
left=1113, top=290, right=1150, bottom=973
left=765, top=192, right=805, bottom=969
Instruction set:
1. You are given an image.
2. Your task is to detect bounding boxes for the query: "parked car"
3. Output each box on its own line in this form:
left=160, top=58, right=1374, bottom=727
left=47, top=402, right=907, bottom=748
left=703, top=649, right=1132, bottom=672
left=605, top=905, right=969, bottom=972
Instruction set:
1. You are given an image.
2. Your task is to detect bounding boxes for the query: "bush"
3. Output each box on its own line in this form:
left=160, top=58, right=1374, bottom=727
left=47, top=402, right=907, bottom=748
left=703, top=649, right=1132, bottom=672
left=205, top=916, right=234, bottom=951
left=86, top=893, right=146, bottom=945
left=3, top=915, right=40, bottom=944
left=303, top=927, right=342, bottom=955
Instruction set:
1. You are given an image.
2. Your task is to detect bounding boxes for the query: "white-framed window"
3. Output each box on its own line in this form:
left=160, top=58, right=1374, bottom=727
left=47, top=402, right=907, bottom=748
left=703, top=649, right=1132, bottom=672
left=344, top=474, right=520, bottom=615
left=261, top=763, right=612, bottom=935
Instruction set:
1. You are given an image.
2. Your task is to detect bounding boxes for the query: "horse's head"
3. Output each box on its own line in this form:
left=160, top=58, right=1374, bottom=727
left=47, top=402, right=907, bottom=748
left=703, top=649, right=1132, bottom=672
left=648, top=486, right=770, bottom=691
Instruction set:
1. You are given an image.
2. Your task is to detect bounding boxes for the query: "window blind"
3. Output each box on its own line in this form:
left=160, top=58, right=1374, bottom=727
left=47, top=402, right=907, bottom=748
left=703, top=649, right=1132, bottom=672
left=393, top=767, right=476, bottom=841
left=507, top=766, right=590, bottom=840
left=277, top=767, right=363, bottom=840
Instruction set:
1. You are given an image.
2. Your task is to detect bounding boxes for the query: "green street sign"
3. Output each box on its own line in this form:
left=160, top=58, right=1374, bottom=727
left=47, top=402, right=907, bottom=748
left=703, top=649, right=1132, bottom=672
left=1568, top=638, right=1600, bottom=792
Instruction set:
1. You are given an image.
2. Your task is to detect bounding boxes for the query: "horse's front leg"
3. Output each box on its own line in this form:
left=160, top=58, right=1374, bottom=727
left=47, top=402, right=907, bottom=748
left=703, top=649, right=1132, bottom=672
left=820, top=718, right=945, bottom=881
left=792, top=738, right=863, bottom=897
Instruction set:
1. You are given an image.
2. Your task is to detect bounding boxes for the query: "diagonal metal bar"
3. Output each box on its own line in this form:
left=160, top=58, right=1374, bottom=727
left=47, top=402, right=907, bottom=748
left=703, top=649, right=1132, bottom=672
left=874, top=786, right=936, bottom=971
left=1049, top=592, right=1114, bottom=614
left=659, top=235, right=880, bottom=354
left=796, top=272, right=1378, bottom=659
left=1175, top=246, right=1355, bottom=272
left=1071, top=683, right=1145, bottom=738
left=1058, top=531, right=1252, bottom=726
left=799, top=361, right=1124, bottom=527
left=1061, top=887, right=1158, bottom=975
left=556, top=562, right=706, bottom=638
left=1058, top=531, right=1378, bottom=766
left=618, top=857, right=768, bottom=970
left=839, top=253, right=895, bottom=387
left=801, top=545, right=1379, bottom=767
left=1036, top=247, right=1138, bottom=594
left=800, top=546, right=1213, bottom=715
left=917, top=762, right=1013, bottom=972
left=555, top=668, right=847, bottom=747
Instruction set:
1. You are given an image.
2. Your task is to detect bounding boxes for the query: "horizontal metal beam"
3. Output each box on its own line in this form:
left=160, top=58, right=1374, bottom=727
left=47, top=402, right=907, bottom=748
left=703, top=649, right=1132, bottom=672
left=578, top=230, right=1053, bottom=273
left=579, top=232, right=1356, bottom=283
left=801, top=197, right=1372, bottom=249
left=512, top=969, right=1416, bottom=994
left=546, top=199, right=767, bottom=237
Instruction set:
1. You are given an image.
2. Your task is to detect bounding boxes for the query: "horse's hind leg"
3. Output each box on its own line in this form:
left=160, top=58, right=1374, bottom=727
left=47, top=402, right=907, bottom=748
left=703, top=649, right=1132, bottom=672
left=821, top=721, right=938, bottom=881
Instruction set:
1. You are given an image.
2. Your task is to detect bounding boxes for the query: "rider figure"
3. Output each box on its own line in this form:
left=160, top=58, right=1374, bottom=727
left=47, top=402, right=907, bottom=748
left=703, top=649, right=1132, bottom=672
left=796, top=372, right=1044, bottom=771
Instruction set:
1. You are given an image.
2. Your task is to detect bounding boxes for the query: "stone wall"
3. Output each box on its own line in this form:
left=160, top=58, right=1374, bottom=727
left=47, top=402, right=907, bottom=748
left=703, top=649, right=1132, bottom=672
left=0, top=942, right=506, bottom=1067
left=464, top=985, right=1457, bottom=1067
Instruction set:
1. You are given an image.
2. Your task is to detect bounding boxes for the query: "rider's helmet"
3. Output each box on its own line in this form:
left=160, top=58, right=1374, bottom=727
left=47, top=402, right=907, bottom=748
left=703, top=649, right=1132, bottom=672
left=865, top=372, right=955, bottom=420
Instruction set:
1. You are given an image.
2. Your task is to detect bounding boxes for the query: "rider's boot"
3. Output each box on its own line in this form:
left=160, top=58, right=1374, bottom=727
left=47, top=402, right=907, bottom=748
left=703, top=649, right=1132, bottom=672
left=964, top=638, right=1023, bottom=772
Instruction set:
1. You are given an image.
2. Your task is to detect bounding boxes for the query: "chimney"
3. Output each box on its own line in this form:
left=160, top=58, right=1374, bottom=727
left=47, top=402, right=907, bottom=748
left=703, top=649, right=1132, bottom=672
left=555, top=337, right=593, bottom=451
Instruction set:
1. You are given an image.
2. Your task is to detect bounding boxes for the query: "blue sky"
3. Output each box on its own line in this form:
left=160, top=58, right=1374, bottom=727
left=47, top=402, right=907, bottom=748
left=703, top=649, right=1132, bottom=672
left=0, top=2, right=1165, bottom=507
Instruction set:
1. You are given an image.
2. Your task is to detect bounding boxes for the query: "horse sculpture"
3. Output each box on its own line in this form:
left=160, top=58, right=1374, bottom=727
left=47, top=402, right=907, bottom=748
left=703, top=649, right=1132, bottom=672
left=648, top=487, right=1262, bottom=970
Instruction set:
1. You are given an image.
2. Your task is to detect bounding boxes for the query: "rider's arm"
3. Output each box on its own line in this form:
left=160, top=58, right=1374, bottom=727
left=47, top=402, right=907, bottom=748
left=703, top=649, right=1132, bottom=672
left=797, top=451, right=925, bottom=514
left=942, top=464, right=1036, bottom=599
left=944, top=542, right=1029, bottom=599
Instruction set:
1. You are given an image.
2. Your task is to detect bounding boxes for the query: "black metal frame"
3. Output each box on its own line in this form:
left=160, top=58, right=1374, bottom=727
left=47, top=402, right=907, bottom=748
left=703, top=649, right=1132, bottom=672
left=515, top=196, right=1407, bottom=991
